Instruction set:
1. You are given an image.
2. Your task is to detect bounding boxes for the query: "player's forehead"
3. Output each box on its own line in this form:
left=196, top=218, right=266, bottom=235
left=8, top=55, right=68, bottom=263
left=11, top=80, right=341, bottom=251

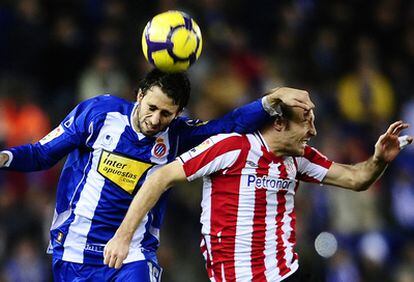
left=142, top=86, right=179, bottom=113
left=291, top=107, right=315, bottom=122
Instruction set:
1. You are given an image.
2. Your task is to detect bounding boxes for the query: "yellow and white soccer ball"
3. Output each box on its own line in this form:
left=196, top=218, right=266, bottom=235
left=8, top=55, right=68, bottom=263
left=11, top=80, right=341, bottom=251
left=141, top=10, right=202, bottom=72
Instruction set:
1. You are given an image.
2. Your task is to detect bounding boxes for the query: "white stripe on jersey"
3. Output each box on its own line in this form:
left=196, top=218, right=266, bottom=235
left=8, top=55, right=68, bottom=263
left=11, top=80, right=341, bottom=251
left=187, top=150, right=241, bottom=182
left=63, top=112, right=128, bottom=262
left=234, top=134, right=263, bottom=281
left=264, top=182, right=279, bottom=280
left=200, top=176, right=213, bottom=236
left=50, top=127, right=95, bottom=233
left=296, top=156, right=329, bottom=181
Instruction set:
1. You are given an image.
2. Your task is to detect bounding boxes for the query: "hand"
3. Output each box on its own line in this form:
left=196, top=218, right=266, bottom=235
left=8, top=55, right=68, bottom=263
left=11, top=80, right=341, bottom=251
left=0, top=153, right=9, bottom=167
left=374, top=121, right=413, bottom=163
left=103, top=234, right=131, bottom=269
left=265, top=87, right=315, bottom=111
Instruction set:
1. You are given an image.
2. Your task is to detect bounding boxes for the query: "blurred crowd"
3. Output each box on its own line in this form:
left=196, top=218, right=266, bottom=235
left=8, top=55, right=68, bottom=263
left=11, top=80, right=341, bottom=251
left=0, top=0, right=414, bottom=281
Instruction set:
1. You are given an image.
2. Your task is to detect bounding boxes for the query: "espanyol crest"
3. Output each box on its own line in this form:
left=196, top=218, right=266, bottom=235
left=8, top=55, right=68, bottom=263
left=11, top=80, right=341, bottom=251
left=152, top=138, right=167, bottom=158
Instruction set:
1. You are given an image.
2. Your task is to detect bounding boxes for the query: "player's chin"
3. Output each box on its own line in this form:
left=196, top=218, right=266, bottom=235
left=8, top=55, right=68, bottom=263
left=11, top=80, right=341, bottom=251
left=142, top=124, right=161, bottom=136
left=292, top=146, right=305, bottom=156
left=141, top=127, right=158, bottom=137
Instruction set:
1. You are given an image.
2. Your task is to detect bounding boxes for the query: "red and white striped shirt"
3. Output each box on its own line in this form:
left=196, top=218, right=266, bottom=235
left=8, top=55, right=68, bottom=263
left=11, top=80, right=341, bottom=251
left=178, top=132, right=332, bottom=282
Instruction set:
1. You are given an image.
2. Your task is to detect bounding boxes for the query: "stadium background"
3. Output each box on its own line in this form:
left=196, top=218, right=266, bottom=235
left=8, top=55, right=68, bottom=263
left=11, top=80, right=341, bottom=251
left=0, top=0, right=414, bottom=281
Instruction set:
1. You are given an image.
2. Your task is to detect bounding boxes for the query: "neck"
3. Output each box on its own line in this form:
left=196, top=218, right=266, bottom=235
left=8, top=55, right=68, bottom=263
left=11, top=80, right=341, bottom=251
left=132, top=106, right=141, bottom=133
left=259, top=129, right=286, bottom=157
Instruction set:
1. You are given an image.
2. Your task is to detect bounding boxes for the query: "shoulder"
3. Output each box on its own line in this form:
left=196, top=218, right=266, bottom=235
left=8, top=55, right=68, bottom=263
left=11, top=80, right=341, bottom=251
left=185, top=133, right=244, bottom=156
left=198, top=133, right=246, bottom=154
left=296, top=145, right=332, bottom=169
left=170, top=116, right=208, bottom=129
left=208, top=132, right=245, bottom=146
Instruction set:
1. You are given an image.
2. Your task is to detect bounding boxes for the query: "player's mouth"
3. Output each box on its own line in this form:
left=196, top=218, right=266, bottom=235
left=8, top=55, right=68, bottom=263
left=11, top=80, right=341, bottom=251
left=145, top=121, right=160, bottom=132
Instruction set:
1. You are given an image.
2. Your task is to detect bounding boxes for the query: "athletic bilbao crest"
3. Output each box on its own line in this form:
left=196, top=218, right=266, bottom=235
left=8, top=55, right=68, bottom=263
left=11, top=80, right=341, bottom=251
left=152, top=138, right=167, bottom=158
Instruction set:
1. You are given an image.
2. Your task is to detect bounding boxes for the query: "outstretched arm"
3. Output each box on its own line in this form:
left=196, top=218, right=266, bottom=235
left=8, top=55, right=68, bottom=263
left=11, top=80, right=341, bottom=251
left=177, top=87, right=314, bottom=152
left=103, top=160, right=187, bottom=269
left=323, top=121, right=413, bottom=191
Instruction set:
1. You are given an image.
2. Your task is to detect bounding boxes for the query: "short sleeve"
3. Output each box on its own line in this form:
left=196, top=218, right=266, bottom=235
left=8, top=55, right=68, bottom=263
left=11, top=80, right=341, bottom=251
left=177, top=133, right=244, bottom=181
left=296, top=146, right=333, bottom=183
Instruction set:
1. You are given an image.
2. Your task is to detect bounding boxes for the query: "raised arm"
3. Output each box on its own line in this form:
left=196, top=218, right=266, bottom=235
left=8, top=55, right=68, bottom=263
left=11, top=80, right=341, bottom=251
left=176, top=87, right=314, bottom=152
left=323, top=121, right=413, bottom=191
left=104, top=160, right=187, bottom=269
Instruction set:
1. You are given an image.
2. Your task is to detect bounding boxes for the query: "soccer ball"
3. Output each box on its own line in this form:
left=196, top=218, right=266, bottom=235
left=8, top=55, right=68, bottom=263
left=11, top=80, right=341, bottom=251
left=141, top=10, right=202, bottom=72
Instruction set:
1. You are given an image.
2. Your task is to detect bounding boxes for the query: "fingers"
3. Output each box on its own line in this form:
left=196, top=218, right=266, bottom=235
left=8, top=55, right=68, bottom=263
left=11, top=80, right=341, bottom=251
left=104, top=252, right=125, bottom=269
left=104, top=245, right=126, bottom=269
left=268, top=87, right=315, bottom=111
left=292, top=98, right=315, bottom=111
left=392, top=123, right=409, bottom=136
left=386, top=121, right=404, bottom=135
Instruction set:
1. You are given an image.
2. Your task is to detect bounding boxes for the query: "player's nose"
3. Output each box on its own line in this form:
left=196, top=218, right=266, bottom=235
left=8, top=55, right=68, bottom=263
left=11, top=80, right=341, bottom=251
left=309, top=124, right=317, bottom=137
left=149, top=112, right=161, bottom=126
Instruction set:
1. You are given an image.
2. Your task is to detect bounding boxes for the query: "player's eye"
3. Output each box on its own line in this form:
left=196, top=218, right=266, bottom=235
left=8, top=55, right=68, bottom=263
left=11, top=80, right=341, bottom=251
left=149, top=106, right=157, bottom=111
left=162, top=111, right=172, bottom=118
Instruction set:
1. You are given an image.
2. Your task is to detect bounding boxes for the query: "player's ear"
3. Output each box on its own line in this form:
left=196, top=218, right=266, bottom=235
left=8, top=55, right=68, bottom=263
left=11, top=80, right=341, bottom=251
left=137, top=90, right=145, bottom=102
left=273, top=117, right=287, bottom=132
left=174, top=108, right=183, bottom=119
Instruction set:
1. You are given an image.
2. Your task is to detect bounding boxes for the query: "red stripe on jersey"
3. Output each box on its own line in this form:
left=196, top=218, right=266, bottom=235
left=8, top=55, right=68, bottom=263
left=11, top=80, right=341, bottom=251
left=275, top=161, right=289, bottom=277
left=182, top=135, right=243, bottom=178
left=304, top=146, right=332, bottom=169
left=297, top=172, right=320, bottom=183
left=209, top=136, right=251, bottom=281
left=288, top=182, right=299, bottom=246
left=250, top=147, right=270, bottom=281
left=275, top=190, right=289, bottom=277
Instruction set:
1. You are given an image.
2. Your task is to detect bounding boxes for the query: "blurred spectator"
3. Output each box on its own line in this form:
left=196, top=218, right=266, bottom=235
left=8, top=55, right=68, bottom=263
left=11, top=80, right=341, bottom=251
left=77, top=50, right=129, bottom=101
left=391, top=169, right=414, bottom=231
left=326, top=249, right=361, bottom=282
left=358, top=232, right=390, bottom=281
left=9, top=0, right=47, bottom=80
left=393, top=242, right=414, bottom=282
left=1, top=237, right=47, bottom=282
left=42, top=15, right=87, bottom=120
left=337, top=36, right=395, bottom=126
left=327, top=136, right=384, bottom=234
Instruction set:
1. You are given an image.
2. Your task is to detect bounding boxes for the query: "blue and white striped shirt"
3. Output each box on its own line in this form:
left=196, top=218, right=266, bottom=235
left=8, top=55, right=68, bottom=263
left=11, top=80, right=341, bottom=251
left=3, top=94, right=269, bottom=264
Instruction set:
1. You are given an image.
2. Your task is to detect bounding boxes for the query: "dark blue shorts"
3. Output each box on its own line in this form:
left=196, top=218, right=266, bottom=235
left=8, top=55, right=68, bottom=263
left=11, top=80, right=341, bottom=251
left=52, top=257, right=162, bottom=281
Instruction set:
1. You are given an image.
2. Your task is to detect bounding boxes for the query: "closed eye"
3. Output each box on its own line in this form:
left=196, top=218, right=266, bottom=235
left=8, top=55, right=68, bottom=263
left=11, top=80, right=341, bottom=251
left=162, top=111, right=173, bottom=117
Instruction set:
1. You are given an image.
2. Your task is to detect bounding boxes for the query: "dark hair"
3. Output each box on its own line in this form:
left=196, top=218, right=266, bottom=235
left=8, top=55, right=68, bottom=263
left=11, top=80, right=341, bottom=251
left=136, top=68, right=190, bottom=111
left=279, top=103, right=294, bottom=120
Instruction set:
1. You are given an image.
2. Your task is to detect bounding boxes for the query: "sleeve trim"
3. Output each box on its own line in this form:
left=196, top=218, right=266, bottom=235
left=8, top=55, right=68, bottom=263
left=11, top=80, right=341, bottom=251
left=1, top=150, right=13, bottom=167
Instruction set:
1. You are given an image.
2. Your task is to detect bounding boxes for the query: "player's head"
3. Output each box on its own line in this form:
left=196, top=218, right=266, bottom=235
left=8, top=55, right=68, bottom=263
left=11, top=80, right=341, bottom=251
left=265, top=105, right=317, bottom=156
left=135, top=68, right=190, bottom=136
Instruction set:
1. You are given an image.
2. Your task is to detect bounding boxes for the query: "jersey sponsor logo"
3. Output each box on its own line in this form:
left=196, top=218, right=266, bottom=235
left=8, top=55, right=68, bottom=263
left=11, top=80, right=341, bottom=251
left=63, top=116, right=74, bottom=128
left=247, top=175, right=295, bottom=191
left=98, top=150, right=153, bottom=194
left=188, top=138, right=214, bottom=157
left=246, top=160, right=259, bottom=168
left=39, top=125, right=65, bottom=145
left=152, top=138, right=167, bottom=158
left=56, top=232, right=64, bottom=243
left=85, top=243, right=105, bottom=253
left=103, top=134, right=113, bottom=145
